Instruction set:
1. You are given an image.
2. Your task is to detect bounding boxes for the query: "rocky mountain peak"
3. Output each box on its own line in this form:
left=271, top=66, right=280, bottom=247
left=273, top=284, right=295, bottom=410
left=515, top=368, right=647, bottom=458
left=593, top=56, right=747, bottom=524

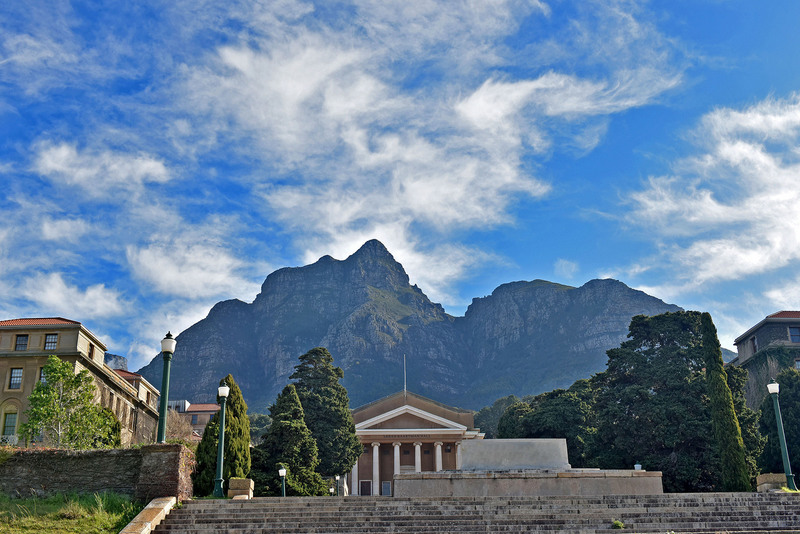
left=137, top=241, right=682, bottom=411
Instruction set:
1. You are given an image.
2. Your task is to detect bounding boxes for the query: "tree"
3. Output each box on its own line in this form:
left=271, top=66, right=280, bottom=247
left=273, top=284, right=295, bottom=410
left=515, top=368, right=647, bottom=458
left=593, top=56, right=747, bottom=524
left=589, top=311, right=763, bottom=492
left=21, top=355, right=118, bottom=449
left=519, top=379, right=597, bottom=468
left=166, top=408, right=193, bottom=441
left=251, top=384, right=326, bottom=496
left=289, top=347, right=361, bottom=476
left=701, top=312, right=751, bottom=491
left=248, top=413, right=271, bottom=446
left=497, top=401, right=532, bottom=439
left=591, top=312, right=716, bottom=492
left=192, top=374, right=251, bottom=496
left=759, top=368, right=800, bottom=475
left=475, top=395, right=519, bottom=439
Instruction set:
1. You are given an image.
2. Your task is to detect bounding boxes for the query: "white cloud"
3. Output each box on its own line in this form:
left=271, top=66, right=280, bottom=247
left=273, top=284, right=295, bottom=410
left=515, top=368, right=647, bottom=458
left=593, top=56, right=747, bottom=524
left=41, top=217, right=91, bottom=242
left=628, top=94, right=800, bottom=288
left=554, top=259, right=579, bottom=280
left=19, top=272, right=125, bottom=319
left=126, top=241, right=259, bottom=299
left=34, top=142, right=170, bottom=196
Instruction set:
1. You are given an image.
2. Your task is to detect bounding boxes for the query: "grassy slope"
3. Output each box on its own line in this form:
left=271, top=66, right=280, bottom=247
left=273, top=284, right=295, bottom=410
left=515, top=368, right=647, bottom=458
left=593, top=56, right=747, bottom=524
left=0, top=492, right=144, bottom=534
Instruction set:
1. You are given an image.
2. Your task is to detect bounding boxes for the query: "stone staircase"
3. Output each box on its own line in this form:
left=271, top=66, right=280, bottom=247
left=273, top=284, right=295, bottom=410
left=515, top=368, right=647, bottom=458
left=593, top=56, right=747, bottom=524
left=153, top=493, right=800, bottom=533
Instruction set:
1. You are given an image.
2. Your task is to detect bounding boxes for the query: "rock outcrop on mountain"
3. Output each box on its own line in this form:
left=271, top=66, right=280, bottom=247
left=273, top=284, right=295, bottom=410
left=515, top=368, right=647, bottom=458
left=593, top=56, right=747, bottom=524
left=137, top=240, right=681, bottom=411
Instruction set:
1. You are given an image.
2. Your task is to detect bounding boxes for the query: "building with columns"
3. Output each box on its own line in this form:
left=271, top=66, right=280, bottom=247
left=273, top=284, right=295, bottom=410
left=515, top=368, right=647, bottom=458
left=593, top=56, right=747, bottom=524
left=348, top=390, right=483, bottom=496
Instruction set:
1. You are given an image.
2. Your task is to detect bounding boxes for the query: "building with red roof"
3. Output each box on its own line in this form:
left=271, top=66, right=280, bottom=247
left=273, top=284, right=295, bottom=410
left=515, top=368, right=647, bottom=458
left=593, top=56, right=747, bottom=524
left=731, top=311, right=800, bottom=407
left=0, top=318, right=160, bottom=447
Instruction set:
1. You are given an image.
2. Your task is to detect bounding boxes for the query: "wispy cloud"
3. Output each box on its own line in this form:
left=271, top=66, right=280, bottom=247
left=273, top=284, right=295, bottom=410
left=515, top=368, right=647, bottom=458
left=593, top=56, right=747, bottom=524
left=19, top=273, right=125, bottom=319
left=627, top=94, right=800, bottom=290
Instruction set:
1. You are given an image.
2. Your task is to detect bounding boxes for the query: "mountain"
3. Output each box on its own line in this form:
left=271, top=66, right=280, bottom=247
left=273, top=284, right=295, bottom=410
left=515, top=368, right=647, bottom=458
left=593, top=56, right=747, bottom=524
left=137, top=240, right=681, bottom=411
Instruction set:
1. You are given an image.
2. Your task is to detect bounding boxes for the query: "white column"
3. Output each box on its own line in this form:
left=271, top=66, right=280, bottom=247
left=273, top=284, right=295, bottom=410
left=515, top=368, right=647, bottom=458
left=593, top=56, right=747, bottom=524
left=393, top=442, right=401, bottom=476
left=434, top=441, right=443, bottom=472
left=413, top=441, right=422, bottom=472
left=371, top=442, right=380, bottom=495
left=351, top=459, right=359, bottom=496
left=456, top=441, right=463, bottom=470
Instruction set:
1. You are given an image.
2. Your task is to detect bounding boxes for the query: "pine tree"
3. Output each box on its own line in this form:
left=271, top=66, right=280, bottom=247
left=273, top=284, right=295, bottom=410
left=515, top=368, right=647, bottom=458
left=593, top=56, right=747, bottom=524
left=290, top=347, right=361, bottom=476
left=701, top=312, right=751, bottom=491
left=251, top=384, right=326, bottom=496
left=192, top=374, right=251, bottom=496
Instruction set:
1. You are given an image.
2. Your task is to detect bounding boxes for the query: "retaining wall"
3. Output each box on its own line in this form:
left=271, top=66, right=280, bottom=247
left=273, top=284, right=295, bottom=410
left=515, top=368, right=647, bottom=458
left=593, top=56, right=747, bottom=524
left=0, top=444, right=194, bottom=501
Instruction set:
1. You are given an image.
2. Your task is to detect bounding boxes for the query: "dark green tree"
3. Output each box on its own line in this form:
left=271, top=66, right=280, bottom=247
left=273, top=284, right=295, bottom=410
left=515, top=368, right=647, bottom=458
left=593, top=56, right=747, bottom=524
left=290, top=347, right=361, bottom=476
left=497, top=401, right=532, bottom=439
left=591, top=311, right=716, bottom=492
left=248, top=413, right=272, bottom=446
left=251, top=384, right=326, bottom=496
left=759, top=368, right=800, bottom=475
left=519, top=379, right=597, bottom=467
left=726, top=364, right=765, bottom=484
left=192, top=374, right=251, bottom=496
left=475, top=395, right=519, bottom=439
left=701, top=312, right=751, bottom=491
left=21, top=355, right=118, bottom=449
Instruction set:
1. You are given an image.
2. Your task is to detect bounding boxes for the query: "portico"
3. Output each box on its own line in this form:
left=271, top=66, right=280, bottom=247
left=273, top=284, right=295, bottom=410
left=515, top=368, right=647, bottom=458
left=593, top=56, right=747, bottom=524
left=348, top=391, right=483, bottom=496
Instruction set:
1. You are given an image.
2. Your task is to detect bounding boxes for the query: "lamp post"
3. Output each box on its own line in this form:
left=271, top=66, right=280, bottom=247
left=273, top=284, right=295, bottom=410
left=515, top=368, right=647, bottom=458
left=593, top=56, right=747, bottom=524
left=213, top=383, right=230, bottom=498
left=768, top=379, right=797, bottom=491
left=278, top=467, right=286, bottom=497
left=156, top=332, right=176, bottom=443
left=335, top=474, right=340, bottom=496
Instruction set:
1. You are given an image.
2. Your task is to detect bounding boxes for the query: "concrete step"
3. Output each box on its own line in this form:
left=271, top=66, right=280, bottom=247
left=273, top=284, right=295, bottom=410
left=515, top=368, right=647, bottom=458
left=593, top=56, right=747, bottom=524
left=154, top=493, right=800, bottom=534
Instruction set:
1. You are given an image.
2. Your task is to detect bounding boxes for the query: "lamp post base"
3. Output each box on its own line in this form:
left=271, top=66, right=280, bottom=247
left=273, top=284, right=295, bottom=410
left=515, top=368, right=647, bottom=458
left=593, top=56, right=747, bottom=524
left=787, top=473, right=798, bottom=491
left=213, top=478, right=225, bottom=498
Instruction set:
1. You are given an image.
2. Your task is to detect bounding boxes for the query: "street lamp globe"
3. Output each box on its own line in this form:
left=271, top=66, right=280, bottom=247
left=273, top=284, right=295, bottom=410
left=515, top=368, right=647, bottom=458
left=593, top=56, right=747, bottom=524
left=768, top=380, right=780, bottom=395
left=278, top=467, right=286, bottom=477
left=161, top=332, right=177, bottom=354
left=218, top=385, right=230, bottom=398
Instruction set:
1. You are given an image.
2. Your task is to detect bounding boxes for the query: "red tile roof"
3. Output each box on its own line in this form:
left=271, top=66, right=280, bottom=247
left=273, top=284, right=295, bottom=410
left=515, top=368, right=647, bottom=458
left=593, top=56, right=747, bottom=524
left=0, top=317, right=80, bottom=326
left=768, top=311, right=800, bottom=319
left=113, top=369, right=142, bottom=379
left=186, top=403, right=220, bottom=413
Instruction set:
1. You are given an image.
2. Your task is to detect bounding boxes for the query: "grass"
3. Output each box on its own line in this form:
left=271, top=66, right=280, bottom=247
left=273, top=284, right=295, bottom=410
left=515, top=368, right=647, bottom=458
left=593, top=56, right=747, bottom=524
left=0, top=492, right=144, bottom=534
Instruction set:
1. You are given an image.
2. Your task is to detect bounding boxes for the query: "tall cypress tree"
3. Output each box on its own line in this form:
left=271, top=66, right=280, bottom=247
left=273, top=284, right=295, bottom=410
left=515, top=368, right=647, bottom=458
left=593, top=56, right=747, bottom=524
left=252, top=384, right=326, bottom=496
left=192, top=374, right=251, bottom=495
left=290, top=347, right=361, bottom=476
left=702, top=312, right=751, bottom=491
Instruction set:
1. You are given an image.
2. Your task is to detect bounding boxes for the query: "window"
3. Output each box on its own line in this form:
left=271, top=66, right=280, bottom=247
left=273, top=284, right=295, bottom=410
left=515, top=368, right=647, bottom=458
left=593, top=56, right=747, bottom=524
left=750, top=336, right=758, bottom=353
left=191, top=414, right=198, bottom=425
left=146, top=391, right=151, bottom=406
left=88, top=344, right=95, bottom=359
left=790, top=327, right=800, bottom=343
left=795, top=360, right=800, bottom=370
left=15, top=335, right=28, bottom=351
left=129, top=407, right=135, bottom=429
left=8, top=368, right=22, bottom=390
left=2, top=413, right=17, bottom=436
left=44, top=333, right=58, bottom=350
left=39, top=367, right=46, bottom=384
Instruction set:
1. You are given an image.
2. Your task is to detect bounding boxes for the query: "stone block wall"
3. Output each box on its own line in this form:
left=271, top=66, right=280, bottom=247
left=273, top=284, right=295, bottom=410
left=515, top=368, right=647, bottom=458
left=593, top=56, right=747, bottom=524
left=0, top=444, right=194, bottom=501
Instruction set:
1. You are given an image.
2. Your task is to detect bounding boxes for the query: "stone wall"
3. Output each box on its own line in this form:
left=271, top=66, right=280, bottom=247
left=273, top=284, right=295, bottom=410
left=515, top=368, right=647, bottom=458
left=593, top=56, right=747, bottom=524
left=394, top=469, right=663, bottom=497
left=0, top=444, right=194, bottom=501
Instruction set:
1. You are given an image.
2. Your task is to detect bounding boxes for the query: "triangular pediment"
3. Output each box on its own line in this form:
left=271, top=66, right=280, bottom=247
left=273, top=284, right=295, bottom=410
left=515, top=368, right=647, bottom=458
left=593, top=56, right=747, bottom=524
left=355, top=405, right=466, bottom=432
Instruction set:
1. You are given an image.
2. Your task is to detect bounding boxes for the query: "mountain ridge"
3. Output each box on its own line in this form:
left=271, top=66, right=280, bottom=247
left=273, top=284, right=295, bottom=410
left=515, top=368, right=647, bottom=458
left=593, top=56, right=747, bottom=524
left=137, top=240, right=681, bottom=410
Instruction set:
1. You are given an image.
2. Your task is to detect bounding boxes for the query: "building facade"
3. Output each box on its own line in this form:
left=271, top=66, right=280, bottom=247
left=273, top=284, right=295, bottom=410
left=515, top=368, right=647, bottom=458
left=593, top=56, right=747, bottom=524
left=348, top=390, right=483, bottom=496
left=168, top=399, right=220, bottom=441
left=0, top=318, right=160, bottom=447
left=730, top=311, right=800, bottom=408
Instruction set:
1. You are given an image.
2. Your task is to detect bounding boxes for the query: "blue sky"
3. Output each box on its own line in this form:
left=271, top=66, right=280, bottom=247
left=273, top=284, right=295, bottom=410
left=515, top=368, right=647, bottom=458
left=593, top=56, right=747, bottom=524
left=3, top=1, right=800, bottom=372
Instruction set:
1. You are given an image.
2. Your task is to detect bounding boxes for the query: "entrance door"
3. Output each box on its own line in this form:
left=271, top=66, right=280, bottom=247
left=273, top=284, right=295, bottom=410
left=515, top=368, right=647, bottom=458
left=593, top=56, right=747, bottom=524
left=381, top=481, right=392, bottom=496
left=360, top=480, right=372, bottom=496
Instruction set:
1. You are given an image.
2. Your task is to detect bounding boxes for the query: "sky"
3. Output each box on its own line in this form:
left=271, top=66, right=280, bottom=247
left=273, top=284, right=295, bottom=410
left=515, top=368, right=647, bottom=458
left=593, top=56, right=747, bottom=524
left=3, top=0, right=800, bottom=372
